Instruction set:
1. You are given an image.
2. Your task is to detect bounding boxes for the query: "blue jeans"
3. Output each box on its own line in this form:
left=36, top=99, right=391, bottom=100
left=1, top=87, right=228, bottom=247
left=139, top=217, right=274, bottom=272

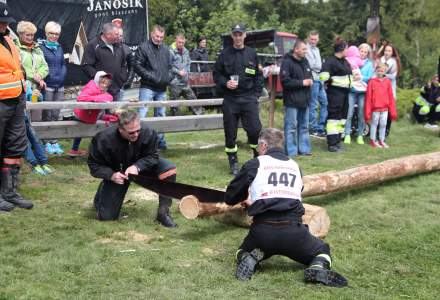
left=24, top=117, right=48, bottom=166
left=72, top=138, right=82, bottom=151
left=309, top=80, right=328, bottom=133
left=284, top=106, right=311, bottom=156
left=344, top=92, right=366, bottom=136
left=138, top=88, right=167, bottom=147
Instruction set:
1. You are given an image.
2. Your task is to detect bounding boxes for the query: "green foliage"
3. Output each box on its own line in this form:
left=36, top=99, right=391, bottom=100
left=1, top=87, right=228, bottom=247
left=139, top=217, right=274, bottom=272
left=148, top=0, right=439, bottom=87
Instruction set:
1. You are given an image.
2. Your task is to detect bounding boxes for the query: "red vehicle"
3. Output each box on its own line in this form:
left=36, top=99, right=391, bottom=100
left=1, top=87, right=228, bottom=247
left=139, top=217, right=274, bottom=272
left=189, top=29, right=297, bottom=98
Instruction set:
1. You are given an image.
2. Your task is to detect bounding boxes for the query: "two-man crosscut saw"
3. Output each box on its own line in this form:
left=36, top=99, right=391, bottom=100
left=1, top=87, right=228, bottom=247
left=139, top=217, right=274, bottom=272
left=129, top=174, right=225, bottom=203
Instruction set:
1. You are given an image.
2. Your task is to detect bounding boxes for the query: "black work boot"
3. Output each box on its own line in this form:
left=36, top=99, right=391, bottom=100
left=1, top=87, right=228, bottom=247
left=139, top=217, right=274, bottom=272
left=304, top=255, right=348, bottom=287
left=0, top=194, right=14, bottom=212
left=227, top=153, right=240, bottom=176
left=236, top=248, right=265, bottom=280
left=1, top=165, right=33, bottom=209
left=156, top=196, right=177, bottom=228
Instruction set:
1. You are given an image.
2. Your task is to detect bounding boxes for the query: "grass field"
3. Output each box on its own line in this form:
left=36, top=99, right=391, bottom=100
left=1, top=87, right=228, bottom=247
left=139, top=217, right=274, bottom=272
left=1, top=98, right=440, bottom=299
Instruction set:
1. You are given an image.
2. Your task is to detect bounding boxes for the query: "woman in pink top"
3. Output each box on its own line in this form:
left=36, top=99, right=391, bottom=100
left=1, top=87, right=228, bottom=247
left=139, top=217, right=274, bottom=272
left=68, top=72, right=113, bottom=156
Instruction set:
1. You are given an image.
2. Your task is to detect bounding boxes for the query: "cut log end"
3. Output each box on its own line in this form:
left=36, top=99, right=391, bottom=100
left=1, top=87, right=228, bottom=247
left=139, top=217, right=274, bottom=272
left=179, top=195, right=200, bottom=219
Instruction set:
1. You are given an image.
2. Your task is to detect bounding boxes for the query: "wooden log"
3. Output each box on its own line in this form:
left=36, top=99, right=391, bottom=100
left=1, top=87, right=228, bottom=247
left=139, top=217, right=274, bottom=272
left=301, top=151, right=440, bottom=197
left=179, top=152, right=440, bottom=238
left=179, top=195, right=330, bottom=238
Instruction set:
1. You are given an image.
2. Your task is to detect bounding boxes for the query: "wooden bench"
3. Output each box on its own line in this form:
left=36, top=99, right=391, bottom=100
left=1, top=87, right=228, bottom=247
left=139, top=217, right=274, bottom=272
left=27, top=97, right=269, bottom=139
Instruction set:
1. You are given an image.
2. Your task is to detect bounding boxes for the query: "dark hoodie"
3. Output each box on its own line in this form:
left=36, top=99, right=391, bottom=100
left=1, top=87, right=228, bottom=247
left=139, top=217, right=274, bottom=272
left=280, top=51, right=313, bottom=108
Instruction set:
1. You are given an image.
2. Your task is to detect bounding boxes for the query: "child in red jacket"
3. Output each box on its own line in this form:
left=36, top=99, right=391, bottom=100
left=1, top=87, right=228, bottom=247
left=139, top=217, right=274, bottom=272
left=365, top=63, right=397, bottom=148
left=67, top=71, right=113, bottom=157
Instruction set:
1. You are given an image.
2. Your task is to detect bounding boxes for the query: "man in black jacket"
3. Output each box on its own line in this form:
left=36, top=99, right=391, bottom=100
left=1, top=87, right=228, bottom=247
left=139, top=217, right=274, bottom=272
left=87, top=110, right=177, bottom=227
left=112, top=19, right=135, bottom=100
left=81, top=22, right=128, bottom=99
left=225, top=128, right=347, bottom=287
left=133, top=25, right=172, bottom=150
left=280, top=39, right=313, bottom=157
left=213, top=24, right=263, bottom=176
left=190, top=36, right=209, bottom=72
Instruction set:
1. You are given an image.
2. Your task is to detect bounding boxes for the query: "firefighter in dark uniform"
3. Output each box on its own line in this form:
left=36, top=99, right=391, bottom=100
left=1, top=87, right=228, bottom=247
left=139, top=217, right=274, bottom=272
left=225, top=128, right=347, bottom=287
left=213, top=24, right=263, bottom=176
left=319, top=36, right=354, bottom=152
left=0, top=1, right=34, bottom=212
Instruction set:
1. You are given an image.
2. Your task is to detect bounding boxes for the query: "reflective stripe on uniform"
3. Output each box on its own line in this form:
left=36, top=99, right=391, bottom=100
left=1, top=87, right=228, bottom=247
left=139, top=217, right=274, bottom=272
left=338, top=119, right=346, bottom=133
left=225, top=145, right=238, bottom=153
left=419, top=106, right=430, bottom=115
left=316, top=253, right=332, bottom=267
left=326, top=120, right=339, bottom=135
left=319, top=71, right=330, bottom=82
left=330, top=75, right=352, bottom=88
left=414, top=96, right=430, bottom=107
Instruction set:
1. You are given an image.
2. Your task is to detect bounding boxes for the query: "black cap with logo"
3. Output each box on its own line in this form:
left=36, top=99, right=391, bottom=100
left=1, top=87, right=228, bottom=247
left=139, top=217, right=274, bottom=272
left=0, top=1, right=15, bottom=24
left=231, top=24, right=246, bottom=33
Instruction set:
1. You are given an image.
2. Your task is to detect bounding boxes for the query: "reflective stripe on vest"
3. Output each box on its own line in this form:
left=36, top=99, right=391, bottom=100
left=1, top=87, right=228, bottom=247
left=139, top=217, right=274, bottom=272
left=0, top=36, right=24, bottom=99
left=330, top=75, right=352, bottom=88
left=249, top=155, right=302, bottom=204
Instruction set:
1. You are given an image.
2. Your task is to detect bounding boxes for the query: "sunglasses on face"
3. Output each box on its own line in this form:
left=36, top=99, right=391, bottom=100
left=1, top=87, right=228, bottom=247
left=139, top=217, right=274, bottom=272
left=123, top=128, right=141, bottom=135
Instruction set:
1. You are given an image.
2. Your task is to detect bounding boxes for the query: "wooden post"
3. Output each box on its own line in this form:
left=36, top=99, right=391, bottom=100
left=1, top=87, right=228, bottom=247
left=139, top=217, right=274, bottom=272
left=268, top=74, right=277, bottom=128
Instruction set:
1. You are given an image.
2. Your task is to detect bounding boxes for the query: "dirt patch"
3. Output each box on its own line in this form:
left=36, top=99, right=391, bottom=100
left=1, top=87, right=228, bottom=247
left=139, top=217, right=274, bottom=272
left=127, top=187, right=158, bottom=202
left=202, top=247, right=218, bottom=256
left=173, top=142, right=221, bottom=149
left=97, top=230, right=152, bottom=245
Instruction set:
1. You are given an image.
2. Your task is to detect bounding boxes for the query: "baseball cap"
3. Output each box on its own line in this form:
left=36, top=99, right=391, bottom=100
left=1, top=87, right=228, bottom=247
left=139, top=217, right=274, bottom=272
left=231, top=24, right=246, bottom=33
left=0, top=1, right=15, bottom=24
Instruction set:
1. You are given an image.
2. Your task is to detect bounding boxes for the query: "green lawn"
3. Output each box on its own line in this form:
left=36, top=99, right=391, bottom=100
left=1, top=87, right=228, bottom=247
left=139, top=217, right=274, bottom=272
left=1, top=100, right=440, bottom=299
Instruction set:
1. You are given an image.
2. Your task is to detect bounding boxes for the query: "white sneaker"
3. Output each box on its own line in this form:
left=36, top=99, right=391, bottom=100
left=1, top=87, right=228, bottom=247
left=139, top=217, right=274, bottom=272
left=424, top=123, right=438, bottom=129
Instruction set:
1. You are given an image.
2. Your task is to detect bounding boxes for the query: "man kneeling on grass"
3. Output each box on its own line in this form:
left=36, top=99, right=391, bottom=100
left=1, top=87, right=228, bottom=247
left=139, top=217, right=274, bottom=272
left=87, top=110, right=177, bottom=227
left=224, top=128, right=347, bottom=287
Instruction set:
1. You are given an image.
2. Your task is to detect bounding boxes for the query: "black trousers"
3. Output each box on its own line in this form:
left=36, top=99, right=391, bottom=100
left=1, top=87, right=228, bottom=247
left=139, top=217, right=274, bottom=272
left=222, top=95, right=262, bottom=151
left=0, top=95, right=27, bottom=158
left=93, top=158, right=176, bottom=220
left=326, top=87, right=349, bottom=147
left=239, top=220, right=330, bottom=266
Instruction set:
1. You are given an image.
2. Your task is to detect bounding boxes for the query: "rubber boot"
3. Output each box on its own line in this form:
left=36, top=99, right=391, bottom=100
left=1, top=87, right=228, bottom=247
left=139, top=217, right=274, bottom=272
left=235, top=248, right=265, bottom=280
left=227, top=153, right=239, bottom=176
left=304, top=255, right=348, bottom=287
left=1, top=165, right=33, bottom=209
left=156, top=196, right=177, bottom=228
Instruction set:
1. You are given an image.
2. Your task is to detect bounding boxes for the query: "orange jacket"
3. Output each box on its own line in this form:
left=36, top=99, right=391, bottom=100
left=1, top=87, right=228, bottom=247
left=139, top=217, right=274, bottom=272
left=0, top=35, right=24, bottom=100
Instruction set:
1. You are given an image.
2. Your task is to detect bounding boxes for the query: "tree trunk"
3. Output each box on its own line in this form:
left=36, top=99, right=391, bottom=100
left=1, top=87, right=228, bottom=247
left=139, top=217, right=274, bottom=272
left=179, top=195, right=330, bottom=239
left=301, top=151, right=440, bottom=197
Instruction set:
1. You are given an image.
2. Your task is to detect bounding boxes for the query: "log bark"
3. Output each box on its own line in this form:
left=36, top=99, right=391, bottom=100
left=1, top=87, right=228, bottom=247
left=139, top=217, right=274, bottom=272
left=179, top=196, right=330, bottom=238
left=301, top=151, right=440, bottom=197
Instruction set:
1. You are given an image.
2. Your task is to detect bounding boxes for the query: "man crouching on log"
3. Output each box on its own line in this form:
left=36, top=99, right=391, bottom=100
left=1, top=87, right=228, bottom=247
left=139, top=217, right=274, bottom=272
left=224, top=128, right=347, bottom=287
left=87, top=110, right=177, bottom=227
